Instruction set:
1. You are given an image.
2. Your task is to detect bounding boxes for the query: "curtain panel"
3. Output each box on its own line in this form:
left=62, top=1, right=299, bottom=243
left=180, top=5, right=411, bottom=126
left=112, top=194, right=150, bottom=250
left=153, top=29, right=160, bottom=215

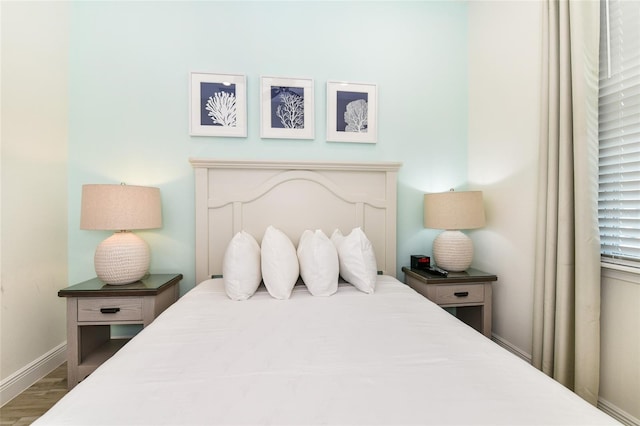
left=533, top=0, right=601, bottom=406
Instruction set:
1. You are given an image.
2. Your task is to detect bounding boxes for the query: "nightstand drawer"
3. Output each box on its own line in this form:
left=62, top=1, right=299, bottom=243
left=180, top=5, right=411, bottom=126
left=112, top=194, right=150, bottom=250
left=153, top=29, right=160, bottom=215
left=434, top=285, right=484, bottom=305
left=77, top=298, right=143, bottom=322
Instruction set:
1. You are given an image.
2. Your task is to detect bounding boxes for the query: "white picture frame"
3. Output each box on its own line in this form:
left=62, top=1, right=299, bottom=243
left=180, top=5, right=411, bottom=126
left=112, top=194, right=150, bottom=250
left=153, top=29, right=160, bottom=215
left=260, top=76, right=314, bottom=139
left=190, top=72, right=247, bottom=137
left=326, top=81, right=377, bottom=143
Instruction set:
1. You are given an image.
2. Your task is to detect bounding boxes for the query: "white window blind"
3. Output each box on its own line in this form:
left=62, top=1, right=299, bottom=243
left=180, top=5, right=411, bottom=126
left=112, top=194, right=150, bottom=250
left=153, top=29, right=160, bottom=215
left=598, top=0, right=640, bottom=266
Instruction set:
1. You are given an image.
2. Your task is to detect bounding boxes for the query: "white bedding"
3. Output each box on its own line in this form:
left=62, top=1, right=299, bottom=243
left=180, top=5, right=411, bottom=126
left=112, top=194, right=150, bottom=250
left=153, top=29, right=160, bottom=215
left=37, top=276, right=618, bottom=425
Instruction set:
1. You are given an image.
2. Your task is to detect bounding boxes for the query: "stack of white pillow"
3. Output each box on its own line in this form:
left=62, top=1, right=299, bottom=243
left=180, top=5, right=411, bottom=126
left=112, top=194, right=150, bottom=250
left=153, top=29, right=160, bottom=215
left=222, top=226, right=378, bottom=300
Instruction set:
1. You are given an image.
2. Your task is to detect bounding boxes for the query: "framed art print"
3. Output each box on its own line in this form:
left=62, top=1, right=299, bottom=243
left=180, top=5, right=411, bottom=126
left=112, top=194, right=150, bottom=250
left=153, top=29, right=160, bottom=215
left=190, top=72, right=247, bottom=137
left=326, top=81, right=377, bottom=143
left=260, top=76, right=314, bottom=139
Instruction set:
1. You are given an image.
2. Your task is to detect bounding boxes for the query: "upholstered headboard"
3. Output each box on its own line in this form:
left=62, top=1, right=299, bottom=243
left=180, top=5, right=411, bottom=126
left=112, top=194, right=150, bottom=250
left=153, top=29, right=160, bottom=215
left=189, top=159, right=401, bottom=284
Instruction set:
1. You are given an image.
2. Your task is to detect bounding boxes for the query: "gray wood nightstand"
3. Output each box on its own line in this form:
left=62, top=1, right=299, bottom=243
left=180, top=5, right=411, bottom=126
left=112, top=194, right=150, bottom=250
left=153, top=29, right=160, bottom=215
left=402, top=266, right=496, bottom=338
left=58, top=273, right=182, bottom=389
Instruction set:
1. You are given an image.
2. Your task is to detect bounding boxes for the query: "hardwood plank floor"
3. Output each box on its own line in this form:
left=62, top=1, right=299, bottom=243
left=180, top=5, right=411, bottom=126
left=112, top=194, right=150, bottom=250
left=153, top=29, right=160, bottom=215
left=0, top=363, right=67, bottom=425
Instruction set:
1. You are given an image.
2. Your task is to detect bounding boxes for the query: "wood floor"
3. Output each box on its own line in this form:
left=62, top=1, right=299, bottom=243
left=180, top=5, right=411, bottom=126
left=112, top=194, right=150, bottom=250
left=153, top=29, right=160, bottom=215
left=0, top=363, right=67, bottom=425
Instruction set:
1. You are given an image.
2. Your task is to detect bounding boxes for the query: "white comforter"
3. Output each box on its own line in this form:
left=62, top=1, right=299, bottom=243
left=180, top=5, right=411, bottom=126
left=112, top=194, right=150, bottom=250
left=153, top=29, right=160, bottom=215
left=36, top=276, right=618, bottom=425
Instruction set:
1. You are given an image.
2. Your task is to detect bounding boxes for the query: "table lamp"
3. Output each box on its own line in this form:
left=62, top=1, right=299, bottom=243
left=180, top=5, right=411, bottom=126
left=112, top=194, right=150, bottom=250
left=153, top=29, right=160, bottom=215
left=424, top=190, right=485, bottom=272
left=81, top=183, right=162, bottom=285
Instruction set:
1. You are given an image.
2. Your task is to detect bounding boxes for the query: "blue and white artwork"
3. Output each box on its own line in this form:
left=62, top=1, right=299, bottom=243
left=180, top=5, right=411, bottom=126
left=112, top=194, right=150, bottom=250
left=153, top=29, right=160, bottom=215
left=200, top=82, right=237, bottom=127
left=270, top=86, right=305, bottom=129
left=336, top=91, right=368, bottom=133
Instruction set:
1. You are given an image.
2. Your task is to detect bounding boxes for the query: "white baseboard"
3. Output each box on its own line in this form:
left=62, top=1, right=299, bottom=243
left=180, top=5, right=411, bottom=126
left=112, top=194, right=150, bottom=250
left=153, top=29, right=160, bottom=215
left=0, top=342, right=66, bottom=407
left=598, top=397, right=640, bottom=426
left=491, top=333, right=533, bottom=363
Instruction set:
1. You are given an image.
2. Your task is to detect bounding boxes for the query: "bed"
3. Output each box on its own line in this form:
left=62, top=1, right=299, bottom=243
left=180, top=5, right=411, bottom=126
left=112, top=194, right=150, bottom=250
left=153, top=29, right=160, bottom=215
left=35, top=159, right=618, bottom=425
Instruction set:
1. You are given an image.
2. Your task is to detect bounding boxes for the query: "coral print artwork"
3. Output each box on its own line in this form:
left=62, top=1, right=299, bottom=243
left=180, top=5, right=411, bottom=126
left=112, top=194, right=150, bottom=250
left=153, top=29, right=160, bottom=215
left=270, top=86, right=305, bottom=129
left=326, top=81, right=377, bottom=143
left=336, top=91, right=368, bottom=133
left=201, top=82, right=237, bottom=127
left=260, top=76, right=314, bottom=139
left=190, top=72, right=246, bottom=137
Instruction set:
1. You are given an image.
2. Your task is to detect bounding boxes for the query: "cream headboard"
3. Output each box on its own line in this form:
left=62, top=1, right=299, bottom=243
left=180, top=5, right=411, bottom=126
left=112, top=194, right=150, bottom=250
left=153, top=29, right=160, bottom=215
left=189, top=159, right=402, bottom=285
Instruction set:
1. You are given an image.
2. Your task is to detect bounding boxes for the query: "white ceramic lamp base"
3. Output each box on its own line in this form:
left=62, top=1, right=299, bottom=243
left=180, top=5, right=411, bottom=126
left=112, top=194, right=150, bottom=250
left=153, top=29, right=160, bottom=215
left=94, top=231, right=150, bottom=285
left=433, top=230, right=473, bottom=272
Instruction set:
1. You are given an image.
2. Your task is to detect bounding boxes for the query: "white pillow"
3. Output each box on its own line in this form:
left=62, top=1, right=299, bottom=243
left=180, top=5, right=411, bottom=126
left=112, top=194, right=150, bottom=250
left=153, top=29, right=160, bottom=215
left=297, top=229, right=339, bottom=297
left=261, top=225, right=299, bottom=299
left=222, top=231, right=262, bottom=301
left=331, top=227, right=378, bottom=294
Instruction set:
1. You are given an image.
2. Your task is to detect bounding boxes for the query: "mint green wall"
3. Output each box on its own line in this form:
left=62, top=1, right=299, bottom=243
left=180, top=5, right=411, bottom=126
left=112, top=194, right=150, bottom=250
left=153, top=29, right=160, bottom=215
left=68, top=1, right=468, bottom=291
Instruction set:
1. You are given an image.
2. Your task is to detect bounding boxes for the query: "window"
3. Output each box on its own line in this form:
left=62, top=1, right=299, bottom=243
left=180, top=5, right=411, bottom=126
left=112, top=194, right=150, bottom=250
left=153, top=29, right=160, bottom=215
left=598, top=0, right=640, bottom=267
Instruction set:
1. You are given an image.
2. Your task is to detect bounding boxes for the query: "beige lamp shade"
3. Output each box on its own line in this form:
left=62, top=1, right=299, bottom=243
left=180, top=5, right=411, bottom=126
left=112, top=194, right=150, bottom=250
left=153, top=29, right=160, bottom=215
left=424, top=190, right=485, bottom=272
left=81, top=184, right=162, bottom=285
left=81, top=184, right=162, bottom=231
left=424, top=190, right=485, bottom=230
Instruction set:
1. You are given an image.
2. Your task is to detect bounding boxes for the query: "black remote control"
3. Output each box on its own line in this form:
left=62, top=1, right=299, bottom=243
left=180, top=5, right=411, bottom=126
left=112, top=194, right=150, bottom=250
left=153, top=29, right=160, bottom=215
left=426, top=266, right=448, bottom=277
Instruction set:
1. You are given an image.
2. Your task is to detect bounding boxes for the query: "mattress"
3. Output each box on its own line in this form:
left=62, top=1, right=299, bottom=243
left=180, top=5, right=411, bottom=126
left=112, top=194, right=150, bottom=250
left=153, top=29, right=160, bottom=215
left=36, top=276, right=618, bottom=425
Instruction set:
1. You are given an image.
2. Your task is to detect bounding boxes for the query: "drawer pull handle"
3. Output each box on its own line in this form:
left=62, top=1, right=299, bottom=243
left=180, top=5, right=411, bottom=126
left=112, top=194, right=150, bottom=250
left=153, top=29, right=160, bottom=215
left=454, top=292, right=469, bottom=298
left=100, top=307, right=121, bottom=314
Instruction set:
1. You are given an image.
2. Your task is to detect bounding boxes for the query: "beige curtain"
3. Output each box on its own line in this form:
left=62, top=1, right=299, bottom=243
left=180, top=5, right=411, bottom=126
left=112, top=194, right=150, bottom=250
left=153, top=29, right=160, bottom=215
left=533, top=0, right=602, bottom=406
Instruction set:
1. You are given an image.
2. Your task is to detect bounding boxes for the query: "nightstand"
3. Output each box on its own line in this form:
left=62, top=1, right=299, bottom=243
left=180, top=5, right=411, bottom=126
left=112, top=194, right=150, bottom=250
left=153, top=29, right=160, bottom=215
left=58, top=273, right=182, bottom=389
left=402, top=266, right=496, bottom=338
